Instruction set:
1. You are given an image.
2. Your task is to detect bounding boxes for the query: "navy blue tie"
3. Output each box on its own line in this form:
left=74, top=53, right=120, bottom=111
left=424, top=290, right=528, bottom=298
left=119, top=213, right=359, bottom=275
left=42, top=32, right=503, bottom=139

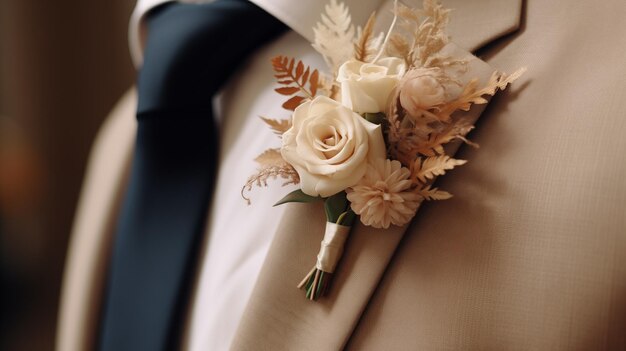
left=98, top=1, right=286, bottom=350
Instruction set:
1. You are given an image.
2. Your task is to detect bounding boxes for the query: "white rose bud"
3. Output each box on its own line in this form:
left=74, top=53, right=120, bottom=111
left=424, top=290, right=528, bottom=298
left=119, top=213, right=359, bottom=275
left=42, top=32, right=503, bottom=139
left=337, top=57, right=407, bottom=114
left=399, top=69, right=446, bottom=117
left=281, top=96, right=387, bottom=197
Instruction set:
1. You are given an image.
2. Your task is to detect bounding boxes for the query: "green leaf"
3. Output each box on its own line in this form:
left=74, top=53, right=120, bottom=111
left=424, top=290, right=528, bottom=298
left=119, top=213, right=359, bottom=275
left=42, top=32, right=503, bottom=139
left=273, top=189, right=321, bottom=207
left=336, top=209, right=357, bottom=226
left=363, top=112, right=386, bottom=125
left=324, top=192, right=349, bottom=223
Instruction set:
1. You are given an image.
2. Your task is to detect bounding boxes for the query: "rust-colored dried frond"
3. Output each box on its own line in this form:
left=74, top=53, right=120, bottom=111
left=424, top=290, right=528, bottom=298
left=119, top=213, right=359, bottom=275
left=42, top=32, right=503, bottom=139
left=271, top=56, right=321, bottom=111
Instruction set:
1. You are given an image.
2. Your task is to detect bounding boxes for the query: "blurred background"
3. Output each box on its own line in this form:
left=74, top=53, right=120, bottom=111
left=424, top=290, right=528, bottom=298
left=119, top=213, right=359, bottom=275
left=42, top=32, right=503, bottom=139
left=0, top=0, right=135, bottom=349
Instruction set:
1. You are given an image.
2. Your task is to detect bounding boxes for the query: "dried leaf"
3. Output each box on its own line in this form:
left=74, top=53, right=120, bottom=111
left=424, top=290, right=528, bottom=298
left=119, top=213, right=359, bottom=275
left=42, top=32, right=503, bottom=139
left=282, top=96, right=306, bottom=111
left=387, top=34, right=410, bottom=65
left=312, top=0, right=356, bottom=75
left=309, top=70, right=319, bottom=96
left=354, top=12, right=382, bottom=62
left=260, top=117, right=291, bottom=136
left=274, top=87, right=301, bottom=95
left=254, top=148, right=284, bottom=165
left=301, top=68, right=310, bottom=86
left=392, top=0, right=451, bottom=68
left=501, top=67, right=527, bottom=86
left=416, top=185, right=453, bottom=200
left=271, top=55, right=321, bottom=111
left=242, top=149, right=300, bottom=205
left=274, top=189, right=321, bottom=207
left=414, top=123, right=475, bottom=157
left=295, top=61, right=304, bottom=80
left=440, top=68, right=526, bottom=116
left=412, top=155, right=466, bottom=183
left=287, top=57, right=295, bottom=72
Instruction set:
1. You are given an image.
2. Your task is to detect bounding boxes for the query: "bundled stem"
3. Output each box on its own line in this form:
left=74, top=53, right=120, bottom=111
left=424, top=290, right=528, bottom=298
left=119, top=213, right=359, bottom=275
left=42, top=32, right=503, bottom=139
left=297, top=193, right=354, bottom=300
left=298, top=267, right=331, bottom=300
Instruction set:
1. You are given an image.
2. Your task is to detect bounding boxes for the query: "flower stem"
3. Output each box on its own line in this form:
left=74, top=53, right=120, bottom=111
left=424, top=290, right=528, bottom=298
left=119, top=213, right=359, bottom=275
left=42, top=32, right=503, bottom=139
left=373, top=0, right=399, bottom=63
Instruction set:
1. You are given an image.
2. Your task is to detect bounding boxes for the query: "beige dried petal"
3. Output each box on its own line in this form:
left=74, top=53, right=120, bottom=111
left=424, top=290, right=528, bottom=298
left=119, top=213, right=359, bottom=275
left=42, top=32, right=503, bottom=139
left=347, top=159, right=421, bottom=229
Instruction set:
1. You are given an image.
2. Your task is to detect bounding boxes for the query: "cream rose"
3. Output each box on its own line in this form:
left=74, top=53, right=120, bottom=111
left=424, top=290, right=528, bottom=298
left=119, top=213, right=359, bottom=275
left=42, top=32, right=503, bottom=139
left=337, top=57, right=407, bottom=114
left=281, top=96, right=386, bottom=197
left=399, top=68, right=446, bottom=117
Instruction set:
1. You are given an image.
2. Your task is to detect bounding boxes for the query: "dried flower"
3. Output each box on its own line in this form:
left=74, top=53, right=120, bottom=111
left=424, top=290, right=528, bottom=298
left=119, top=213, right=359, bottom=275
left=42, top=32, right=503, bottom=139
left=399, top=68, right=446, bottom=117
left=347, top=159, right=421, bottom=228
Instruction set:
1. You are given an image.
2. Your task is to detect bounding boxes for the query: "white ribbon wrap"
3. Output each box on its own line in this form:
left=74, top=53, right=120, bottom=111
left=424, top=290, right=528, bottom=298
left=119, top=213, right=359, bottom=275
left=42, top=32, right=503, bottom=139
left=316, top=222, right=351, bottom=273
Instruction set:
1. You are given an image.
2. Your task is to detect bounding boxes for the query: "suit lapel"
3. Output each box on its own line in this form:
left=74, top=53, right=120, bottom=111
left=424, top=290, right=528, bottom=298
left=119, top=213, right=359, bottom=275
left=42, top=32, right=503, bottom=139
left=232, top=0, right=522, bottom=349
left=444, top=0, right=523, bottom=52
left=57, top=89, right=136, bottom=351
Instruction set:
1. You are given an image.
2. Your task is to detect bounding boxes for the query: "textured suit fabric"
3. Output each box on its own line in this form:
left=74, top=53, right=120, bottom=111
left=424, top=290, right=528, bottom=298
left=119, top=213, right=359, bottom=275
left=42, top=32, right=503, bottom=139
left=57, top=0, right=626, bottom=350
left=347, top=1, right=626, bottom=349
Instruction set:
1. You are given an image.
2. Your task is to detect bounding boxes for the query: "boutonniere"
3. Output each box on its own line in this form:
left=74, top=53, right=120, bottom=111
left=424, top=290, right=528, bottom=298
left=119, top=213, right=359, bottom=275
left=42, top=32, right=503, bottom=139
left=243, top=0, right=524, bottom=300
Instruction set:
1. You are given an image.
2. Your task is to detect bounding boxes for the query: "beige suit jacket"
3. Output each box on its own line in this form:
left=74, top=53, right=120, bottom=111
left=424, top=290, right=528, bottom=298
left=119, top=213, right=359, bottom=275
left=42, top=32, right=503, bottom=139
left=57, top=0, right=626, bottom=350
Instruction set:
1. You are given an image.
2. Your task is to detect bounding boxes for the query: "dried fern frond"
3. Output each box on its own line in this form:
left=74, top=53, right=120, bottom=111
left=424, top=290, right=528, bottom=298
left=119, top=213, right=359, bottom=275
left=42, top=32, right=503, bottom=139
left=242, top=149, right=300, bottom=204
left=425, top=54, right=467, bottom=73
left=313, top=0, right=356, bottom=75
left=391, top=0, right=452, bottom=69
left=416, top=184, right=452, bottom=200
left=254, top=148, right=285, bottom=166
left=439, top=68, right=527, bottom=116
left=260, top=116, right=291, bottom=136
left=271, top=56, right=320, bottom=110
left=386, top=103, right=434, bottom=165
left=388, top=126, right=429, bottom=164
left=411, top=155, right=466, bottom=184
left=413, top=0, right=451, bottom=67
left=387, top=33, right=411, bottom=65
left=387, top=105, right=479, bottom=163
left=354, top=12, right=383, bottom=62
left=413, top=121, right=476, bottom=157
left=389, top=67, right=525, bottom=160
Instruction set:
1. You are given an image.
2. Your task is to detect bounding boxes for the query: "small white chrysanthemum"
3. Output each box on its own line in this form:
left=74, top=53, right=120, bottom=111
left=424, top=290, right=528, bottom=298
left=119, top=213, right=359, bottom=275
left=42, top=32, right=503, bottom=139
left=346, top=159, right=421, bottom=229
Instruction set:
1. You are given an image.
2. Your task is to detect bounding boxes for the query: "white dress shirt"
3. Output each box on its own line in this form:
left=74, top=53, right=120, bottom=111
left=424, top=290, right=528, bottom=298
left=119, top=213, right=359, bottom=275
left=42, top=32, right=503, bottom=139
left=181, top=33, right=322, bottom=351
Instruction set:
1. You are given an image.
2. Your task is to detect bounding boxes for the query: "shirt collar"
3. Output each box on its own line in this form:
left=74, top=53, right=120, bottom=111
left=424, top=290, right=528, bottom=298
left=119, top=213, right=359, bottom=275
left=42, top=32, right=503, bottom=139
left=249, top=0, right=385, bottom=43
left=250, top=0, right=523, bottom=53
left=130, top=0, right=522, bottom=68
